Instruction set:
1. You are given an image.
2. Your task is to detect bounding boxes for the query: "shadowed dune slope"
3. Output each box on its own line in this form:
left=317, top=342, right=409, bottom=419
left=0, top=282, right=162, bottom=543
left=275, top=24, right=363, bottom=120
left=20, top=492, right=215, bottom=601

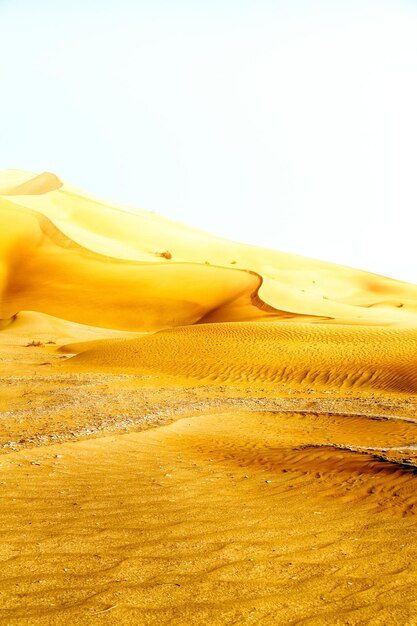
left=0, top=201, right=291, bottom=330
left=68, top=321, right=417, bottom=393
left=0, top=311, right=141, bottom=345
left=2, top=169, right=417, bottom=329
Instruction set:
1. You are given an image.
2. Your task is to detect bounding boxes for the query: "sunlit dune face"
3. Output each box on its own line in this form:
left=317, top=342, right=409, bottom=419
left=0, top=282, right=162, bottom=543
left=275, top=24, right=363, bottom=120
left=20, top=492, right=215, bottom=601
left=0, top=171, right=63, bottom=195
left=68, top=321, right=417, bottom=394
left=2, top=170, right=417, bottom=332
left=0, top=192, right=276, bottom=329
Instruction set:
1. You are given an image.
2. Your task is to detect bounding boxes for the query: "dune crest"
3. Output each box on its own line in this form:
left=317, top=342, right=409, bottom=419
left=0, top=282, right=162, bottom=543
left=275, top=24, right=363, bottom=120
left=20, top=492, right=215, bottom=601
left=0, top=171, right=63, bottom=195
left=2, top=169, right=417, bottom=330
left=0, top=200, right=289, bottom=330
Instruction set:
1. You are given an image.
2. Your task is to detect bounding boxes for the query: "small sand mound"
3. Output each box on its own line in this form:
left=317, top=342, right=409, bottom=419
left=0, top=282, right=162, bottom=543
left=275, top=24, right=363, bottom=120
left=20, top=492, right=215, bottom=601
left=0, top=311, right=141, bottom=346
left=0, top=171, right=63, bottom=195
left=68, top=321, right=417, bottom=393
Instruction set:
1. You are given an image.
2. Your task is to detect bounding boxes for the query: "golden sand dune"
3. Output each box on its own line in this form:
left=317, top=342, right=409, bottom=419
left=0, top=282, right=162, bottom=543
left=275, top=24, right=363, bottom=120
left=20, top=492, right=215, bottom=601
left=68, top=321, right=417, bottom=393
left=2, top=169, right=417, bottom=330
left=0, top=310, right=140, bottom=345
left=0, top=171, right=63, bottom=195
left=3, top=169, right=417, bottom=624
left=0, top=200, right=284, bottom=330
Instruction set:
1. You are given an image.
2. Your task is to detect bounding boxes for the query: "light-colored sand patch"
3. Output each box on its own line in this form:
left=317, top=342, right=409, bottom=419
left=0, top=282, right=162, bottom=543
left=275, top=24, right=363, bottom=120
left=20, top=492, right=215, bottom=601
left=0, top=171, right=63, bottom=195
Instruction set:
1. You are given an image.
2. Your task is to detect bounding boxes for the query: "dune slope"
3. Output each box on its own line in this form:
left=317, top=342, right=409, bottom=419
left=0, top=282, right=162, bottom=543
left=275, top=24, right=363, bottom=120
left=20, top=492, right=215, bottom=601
left=68, top=321, right=417, bottom=393
left=0, top=200, right=285, bottom=330
left=3, top=169, right=417, bottom=624
left=2, top=169, right=417, bottom=330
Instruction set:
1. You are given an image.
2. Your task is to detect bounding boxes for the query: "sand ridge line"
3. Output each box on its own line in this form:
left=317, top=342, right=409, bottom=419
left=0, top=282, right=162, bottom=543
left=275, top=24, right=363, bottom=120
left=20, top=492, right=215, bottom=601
left=298, top=443, right=417, bottom=471
left=1, top=200, right=299, bottom=330
left=0, top=171, right=63, bottom=195
left=267, top=408, right=417, bottom=424
left=3, top=169, right=417, bottom=328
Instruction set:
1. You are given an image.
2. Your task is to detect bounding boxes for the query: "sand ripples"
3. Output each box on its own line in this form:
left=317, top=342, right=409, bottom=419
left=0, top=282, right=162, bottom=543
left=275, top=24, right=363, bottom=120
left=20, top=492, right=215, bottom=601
left=2, top=410, right=417, bottom=624
left=72, top=321, right=417, bottom=393
left=3, top=171, right=417, bottom=624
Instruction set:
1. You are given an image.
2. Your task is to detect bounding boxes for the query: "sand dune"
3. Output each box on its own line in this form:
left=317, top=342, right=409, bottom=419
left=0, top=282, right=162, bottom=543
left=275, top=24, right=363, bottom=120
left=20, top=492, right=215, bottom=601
left=2, top=169, right=417, bottom=624
left=2, top=169, right=417, bottom=330
left=0, top=171, right=63, bottom=195
left=67, top=321, right=417, bottom=394
left=0, top=310, right=140, bottom=345
left=0, top=200, right=285, bottom=330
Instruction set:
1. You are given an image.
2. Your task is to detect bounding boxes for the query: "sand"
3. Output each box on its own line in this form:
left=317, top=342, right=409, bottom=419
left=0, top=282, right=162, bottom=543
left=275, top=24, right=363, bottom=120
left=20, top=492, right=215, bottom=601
left=2, top=410, right=417, bottom=625
left=2, top=171, right=417, bottom=624
left=3, top=169, right=417, bottom=328
left=68, top=321, right=417, bottom=393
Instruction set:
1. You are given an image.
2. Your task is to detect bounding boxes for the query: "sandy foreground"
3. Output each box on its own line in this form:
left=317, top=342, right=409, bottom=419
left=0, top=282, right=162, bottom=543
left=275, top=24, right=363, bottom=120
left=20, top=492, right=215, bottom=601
left=2, top=172, right=417, bottom=624
left=2, top=323, right=417, bottom=625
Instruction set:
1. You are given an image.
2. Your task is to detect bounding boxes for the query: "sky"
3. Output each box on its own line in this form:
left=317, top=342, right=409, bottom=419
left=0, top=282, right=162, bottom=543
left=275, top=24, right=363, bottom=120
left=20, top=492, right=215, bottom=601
left=1, top=0, right=417, bottom=283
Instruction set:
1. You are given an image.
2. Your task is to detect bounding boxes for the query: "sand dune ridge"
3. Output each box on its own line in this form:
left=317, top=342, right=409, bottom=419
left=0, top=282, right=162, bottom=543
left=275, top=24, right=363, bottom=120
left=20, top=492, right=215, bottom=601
left=2, top=169, right=417, bottom=329
left=0, top=198, right=286, bottom=329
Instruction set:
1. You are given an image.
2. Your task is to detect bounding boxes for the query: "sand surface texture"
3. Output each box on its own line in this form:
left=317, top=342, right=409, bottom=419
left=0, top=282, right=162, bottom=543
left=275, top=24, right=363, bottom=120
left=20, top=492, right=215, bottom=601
left=2, top=171, right=417, bottom=625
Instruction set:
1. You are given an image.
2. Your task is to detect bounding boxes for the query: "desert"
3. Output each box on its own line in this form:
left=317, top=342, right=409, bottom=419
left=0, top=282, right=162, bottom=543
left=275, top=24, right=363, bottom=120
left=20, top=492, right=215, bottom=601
left=1, top=170, right=417, bottom=625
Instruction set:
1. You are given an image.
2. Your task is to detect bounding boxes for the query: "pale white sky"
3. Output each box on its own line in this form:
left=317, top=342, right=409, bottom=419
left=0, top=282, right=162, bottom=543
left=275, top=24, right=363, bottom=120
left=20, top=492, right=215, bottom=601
left=1, top=0, right=417, bottom=283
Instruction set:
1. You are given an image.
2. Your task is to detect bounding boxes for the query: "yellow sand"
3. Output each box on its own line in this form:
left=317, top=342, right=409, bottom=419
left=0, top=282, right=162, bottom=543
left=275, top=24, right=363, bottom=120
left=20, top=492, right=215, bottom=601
left=2, top=169, right=417, bottom=329
left=2, top=410, right=417, bottom=625
left=2, top=170, right=417, bottom=624
left=68, top=321, right=417, bottom=394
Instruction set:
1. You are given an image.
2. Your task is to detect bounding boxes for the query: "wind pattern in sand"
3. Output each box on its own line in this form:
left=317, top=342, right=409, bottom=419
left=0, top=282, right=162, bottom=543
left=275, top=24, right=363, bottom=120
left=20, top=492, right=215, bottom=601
left=2, top=170, right=417, bottom=625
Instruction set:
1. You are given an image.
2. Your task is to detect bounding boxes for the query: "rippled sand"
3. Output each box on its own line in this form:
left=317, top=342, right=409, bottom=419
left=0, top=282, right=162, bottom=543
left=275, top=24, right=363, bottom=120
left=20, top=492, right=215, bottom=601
left=70, top=321, right=417, bottom=393
left=1, top=327, right=417, bottom=624
left=2, top=397, right=417, bottom=625
left=2, top=171, right=417, bottom=624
